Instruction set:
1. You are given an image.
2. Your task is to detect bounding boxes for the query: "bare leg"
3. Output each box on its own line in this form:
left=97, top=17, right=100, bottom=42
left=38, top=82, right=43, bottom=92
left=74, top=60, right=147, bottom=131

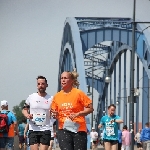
left=104, top=142, right=111, bottom=150
left=111, top=143, right=118, bottom=150
left=24, top=143, right=27, bottom=150
left=39, top=143, right=49, bottom=150
left=48, top=140, right=54, bottom=150
left=30, top=144, right=39, bottom=150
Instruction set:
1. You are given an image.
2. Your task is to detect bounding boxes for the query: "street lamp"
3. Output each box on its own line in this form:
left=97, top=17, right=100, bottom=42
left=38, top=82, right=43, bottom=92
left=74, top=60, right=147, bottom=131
left=103, top=110, right=106, bottom=115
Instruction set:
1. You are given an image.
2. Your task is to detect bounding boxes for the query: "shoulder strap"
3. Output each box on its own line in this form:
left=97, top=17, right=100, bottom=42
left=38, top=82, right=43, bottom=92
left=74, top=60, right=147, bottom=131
left=5, top=111, right=10, bottom=115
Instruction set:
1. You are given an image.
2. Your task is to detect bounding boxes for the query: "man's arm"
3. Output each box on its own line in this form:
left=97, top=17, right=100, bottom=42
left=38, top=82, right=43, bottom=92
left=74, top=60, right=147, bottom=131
left=14, top=121, right=19, bottom=135
left=98, top=117, right=104, bottom=129
left=111, top=116, right=123, bottom=124
left=22, top=104, right=32, bottom=119
left=24, top=123, right=29, bottom=138
left=115, top=119, right=124, bottom=123
left=98, top=124, right=103, bottom=129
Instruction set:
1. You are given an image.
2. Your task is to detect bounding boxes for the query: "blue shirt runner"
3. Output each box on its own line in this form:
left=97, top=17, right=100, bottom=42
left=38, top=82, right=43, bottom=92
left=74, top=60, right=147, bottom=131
left=100, top=115, right=120, bottom=140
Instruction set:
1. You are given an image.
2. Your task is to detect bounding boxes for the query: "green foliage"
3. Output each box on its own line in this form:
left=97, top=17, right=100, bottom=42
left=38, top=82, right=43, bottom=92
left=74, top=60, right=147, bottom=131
left=12, top=100, right=26, bottom=124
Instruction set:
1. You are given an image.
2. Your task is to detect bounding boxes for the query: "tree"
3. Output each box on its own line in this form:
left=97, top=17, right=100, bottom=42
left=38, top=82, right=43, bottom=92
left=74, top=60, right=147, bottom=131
left=12, top=100, right=26, bottom=124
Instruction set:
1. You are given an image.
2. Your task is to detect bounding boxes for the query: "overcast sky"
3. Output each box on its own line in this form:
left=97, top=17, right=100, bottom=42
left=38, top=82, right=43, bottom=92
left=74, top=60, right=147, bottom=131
left=0, top=0, right=150, bottom=111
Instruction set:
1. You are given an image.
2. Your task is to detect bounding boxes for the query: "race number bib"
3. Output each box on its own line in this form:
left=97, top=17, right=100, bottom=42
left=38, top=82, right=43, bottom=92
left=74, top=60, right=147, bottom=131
left=32, top=114, right=46, bottom=126
left=106, top=127, right=115, bottom=136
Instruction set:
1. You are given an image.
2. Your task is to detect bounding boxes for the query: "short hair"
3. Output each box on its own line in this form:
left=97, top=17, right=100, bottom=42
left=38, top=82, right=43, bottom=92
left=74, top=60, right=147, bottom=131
left=22, top=118, right=27, bottom=123
left=108, top=104, right=116, bottom=109
left=123, top=125, right=128, bottom=130
left=36, top=75, right=47, bottom=84
left=145, top=122, right=149, bottom=127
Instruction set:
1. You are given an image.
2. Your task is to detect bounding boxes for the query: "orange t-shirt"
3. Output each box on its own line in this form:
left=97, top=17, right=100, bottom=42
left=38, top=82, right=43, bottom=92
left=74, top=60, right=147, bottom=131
left=51, top=88, right=92, bottom=132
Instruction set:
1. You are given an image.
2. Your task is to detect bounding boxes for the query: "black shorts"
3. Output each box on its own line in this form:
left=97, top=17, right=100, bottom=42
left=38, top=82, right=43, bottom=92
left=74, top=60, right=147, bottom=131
left=137, top=143, right=142, bottom=148
left=51, top=137, right=54, bottom=140
left=19, top=136, right=26, bottom=144
left=103, top=139, right=118, bottom=145
left=93, top=140, right=98, bottom=144
left=28, top=130, right=51, bottom=146
left=58, top=129, right=87, bottom=150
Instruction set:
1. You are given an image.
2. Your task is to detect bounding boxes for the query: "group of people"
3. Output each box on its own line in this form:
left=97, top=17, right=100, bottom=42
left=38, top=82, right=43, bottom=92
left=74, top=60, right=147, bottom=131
left=134, top=123, right=150, bottom=150
left=89, top=103, right=150, bottom=150
left=0, top=70, right=94, bottom=150
left=0, top=70, right=150, bottom=150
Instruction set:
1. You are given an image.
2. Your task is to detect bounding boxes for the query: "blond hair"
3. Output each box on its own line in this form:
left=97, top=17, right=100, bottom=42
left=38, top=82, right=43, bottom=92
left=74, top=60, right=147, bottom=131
left=68, top=68, right=80, bottom=88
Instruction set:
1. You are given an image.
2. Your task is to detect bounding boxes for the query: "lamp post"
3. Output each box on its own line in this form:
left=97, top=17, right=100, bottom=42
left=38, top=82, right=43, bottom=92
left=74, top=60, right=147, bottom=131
left=116, top=97, right=127, bottom=125
left=91, top=54, right=94, bottom=128
left=130, top=0, right=136, bottom=149
left=90, top=51, right=111, bottom=129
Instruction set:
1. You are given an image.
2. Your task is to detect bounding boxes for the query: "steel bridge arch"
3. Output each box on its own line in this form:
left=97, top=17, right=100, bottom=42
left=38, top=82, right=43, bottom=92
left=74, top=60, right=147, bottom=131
left=58, top=18, right=150, bottom=147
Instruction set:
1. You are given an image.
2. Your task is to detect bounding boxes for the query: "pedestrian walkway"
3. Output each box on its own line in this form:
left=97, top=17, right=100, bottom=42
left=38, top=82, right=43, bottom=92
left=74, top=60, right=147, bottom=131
left=14, top=136, right=138, bottom=150
left=55, top=145, right=138, bottom=150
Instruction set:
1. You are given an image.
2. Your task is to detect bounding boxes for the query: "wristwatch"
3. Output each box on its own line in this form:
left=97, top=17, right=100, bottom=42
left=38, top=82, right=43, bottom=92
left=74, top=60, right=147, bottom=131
left=114, top=119, right=116, bottom=122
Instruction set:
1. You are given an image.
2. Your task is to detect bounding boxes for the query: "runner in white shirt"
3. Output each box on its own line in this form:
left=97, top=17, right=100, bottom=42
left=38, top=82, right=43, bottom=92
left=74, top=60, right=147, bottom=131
left=22, top=76, right=52, bottom=150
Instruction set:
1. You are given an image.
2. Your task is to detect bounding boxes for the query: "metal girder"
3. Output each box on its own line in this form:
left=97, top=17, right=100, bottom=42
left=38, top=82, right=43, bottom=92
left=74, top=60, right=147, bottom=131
left=76, top=17, right=133, bottom=31
left=84, top=61, right=106, bottom=67
left=85, top=70, right=103, bottom=80
left=85, top=66, right=104, bottom=72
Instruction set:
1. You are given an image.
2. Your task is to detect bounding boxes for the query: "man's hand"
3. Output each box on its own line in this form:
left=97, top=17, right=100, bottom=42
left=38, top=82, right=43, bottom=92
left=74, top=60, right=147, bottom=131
left=15, top=130, right=19, bottom=136
left=26, top=114, right=33, bottom=119
left=24, top=134, right=27, bottom=139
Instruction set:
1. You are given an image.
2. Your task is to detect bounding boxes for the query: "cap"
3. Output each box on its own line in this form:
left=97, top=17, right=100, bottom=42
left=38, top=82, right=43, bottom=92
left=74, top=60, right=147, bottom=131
left=92, top=127, right=95, bottom=130
left=1, top=100, right=8, bottom=106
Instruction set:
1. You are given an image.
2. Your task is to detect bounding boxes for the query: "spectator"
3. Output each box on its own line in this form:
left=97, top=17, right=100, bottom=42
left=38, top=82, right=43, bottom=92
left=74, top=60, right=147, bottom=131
left=100, top=129, right=105, bottom=147
left=87, top=127, right=90, bottom=135
left=121, top=125, right=131, bottom=150
left=0, top=100, right=18, bottom=150
left=118, top=128, right=122, bottom=150
left=90, top=127, right=98, bottom=150
left=140, top=122, right=150, bottom=150
left=134, top=129, right=143, bottom=150
left=48, top=119, right=56, bottom=150
left=18, top=118, right=27, bottom=150
left=24, top=121, right=30, bottom=150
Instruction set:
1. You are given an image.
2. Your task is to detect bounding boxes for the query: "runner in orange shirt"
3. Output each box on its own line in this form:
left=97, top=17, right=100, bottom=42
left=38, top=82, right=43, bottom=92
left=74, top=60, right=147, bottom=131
left=51, top=69, right=94, bottom=150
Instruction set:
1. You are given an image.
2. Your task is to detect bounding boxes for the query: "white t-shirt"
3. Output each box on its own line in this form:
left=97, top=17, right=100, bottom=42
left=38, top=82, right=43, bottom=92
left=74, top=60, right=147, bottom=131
left=50, top=118, right=56, bottom=137
left=26, top=93, right=53, bottom=131
left=90, top=131, right=98, bottom=142
left=135, top=132, right=141, bottom=143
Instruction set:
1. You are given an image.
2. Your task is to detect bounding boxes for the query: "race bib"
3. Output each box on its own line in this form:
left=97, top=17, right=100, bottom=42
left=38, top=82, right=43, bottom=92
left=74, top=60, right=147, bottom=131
left=63, top=118, right=80, bottom=133
left=32, top=114, right=46, bottom=126
left=106, top=126, right=115, bottom=136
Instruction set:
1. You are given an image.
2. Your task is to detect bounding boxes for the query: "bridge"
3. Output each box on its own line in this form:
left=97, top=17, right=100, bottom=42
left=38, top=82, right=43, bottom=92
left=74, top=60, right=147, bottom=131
left=58, top=17, right=150, bottom=148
